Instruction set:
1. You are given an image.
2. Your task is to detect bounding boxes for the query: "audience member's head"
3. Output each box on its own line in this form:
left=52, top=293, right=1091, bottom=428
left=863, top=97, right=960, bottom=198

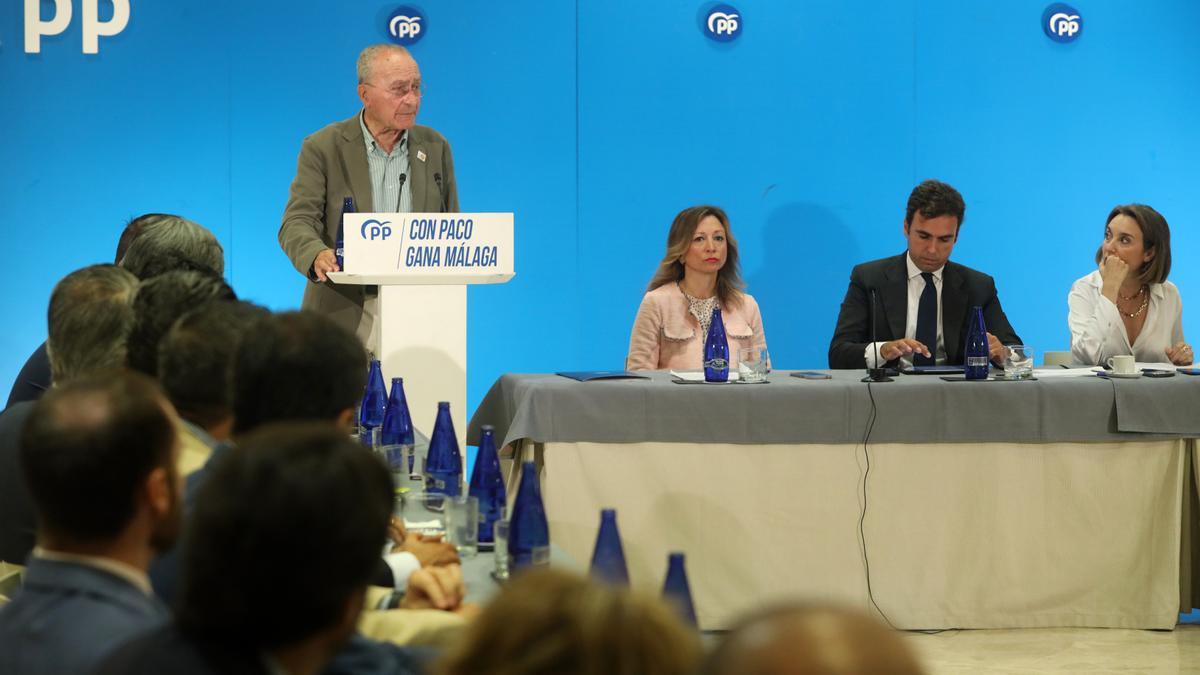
left=126, top=270, right=236, bottom=377
left=232, top=311, right=367, bottom=435
left=46, top=264, right=139, bottom=385
left=20, top=371, right=181, bottom=553
left=119, top=215, right=225, bottom=279
left=177, top=423, right=391, bottom=658
left=114, top=213, right=175, bottom=265
left=436, top=568, right=700, bottom=675
left=703, top=602, right=926, bottom=675
left=157, top=301, right=269, bottom=435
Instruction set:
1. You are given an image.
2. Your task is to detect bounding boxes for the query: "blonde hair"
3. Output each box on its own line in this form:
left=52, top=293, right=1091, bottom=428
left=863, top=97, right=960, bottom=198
left=436, top=569, right=700, bottom=675
left=646, top=205, right=745, bottom=308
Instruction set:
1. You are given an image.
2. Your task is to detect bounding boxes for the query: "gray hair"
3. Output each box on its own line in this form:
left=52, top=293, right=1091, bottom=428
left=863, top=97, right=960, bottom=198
left=357, top=44, right=412, bottom=84
left=46, top=264, right=139, bottom=384
left=119, top=215, right=225, bottom=279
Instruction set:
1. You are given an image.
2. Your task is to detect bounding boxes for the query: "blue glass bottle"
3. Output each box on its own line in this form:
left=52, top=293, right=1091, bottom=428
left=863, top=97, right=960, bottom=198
left=358, top=360, right=387, bottom=447
left=424, top=402, right=462, bottom=497
left=468, top=426, right=506, bottom=544
left=509, top=461, right=550, bottom=571
left=380, top=377, right=415, bottom=474
left=964, top=305, right=989, bottom=380
left=661, top=552, right=698, bottom=628
left=703, top=307, right=730, bottom=382
left=336, top=196, right=354, bottom=270
left=588, top=509, right=629, bottom=586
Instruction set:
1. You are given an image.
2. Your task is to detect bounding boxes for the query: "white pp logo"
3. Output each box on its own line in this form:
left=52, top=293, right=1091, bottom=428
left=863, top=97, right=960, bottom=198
left=703, top=4, right=742, bottom=42
left=24, top=0, right=130, bottom=54
left=1042, top=3, right=1082, bottom=43
left=387, top=6, right=427, bottom=46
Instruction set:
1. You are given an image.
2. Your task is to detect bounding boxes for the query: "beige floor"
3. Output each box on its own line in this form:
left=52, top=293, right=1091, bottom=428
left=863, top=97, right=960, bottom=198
left=904, top=625, right=1200, bottom=674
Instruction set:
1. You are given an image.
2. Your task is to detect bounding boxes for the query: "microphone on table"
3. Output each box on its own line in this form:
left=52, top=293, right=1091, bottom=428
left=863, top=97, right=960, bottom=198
left=863, top=288, right=894, bottom=383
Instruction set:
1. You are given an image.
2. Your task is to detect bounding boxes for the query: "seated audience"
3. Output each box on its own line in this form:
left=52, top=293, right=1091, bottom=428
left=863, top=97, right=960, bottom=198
left=626, top=205, right=768, bottom=371
left=126, top=269, right=236, bottom=377
left=0, top=264, right=138, bottom=565
left=6, top=213, right=225, bottom=409
left=0, top=371, right=180, bottom=673
left=157, top=301, right=269, bottom=475
left=435, top=568, right=700, bottom=675
left=99, top=424, right=425, bottom=675
left=703, top=602, right=926, bottom=675
left=1068, top=204, right=1191, bottom=366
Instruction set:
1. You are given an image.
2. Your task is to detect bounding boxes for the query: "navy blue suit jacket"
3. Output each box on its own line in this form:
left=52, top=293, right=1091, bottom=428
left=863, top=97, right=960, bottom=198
left=0, top=556, right=167, bottom=674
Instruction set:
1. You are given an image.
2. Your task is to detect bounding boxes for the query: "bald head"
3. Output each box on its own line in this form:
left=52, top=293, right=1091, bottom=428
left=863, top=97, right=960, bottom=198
left=705, top=604, right=926, bottom=675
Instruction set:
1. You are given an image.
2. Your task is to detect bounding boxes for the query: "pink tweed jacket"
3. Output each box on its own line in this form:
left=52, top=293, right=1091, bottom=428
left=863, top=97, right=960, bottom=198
left=625, top=283, right=768, bottom=371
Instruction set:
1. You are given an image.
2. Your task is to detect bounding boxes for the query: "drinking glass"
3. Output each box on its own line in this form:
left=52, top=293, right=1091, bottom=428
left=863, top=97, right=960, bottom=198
left=1003, top=345, right=1034, bottom=380
left=738, top=348, right=769, bottom=383
left=492, top=520, right=511, bottom=581
left=445, top=495, right=479, bottom=557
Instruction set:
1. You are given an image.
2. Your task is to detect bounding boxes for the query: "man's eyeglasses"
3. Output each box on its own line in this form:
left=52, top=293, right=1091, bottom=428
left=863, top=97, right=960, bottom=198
left=365, top=80, right=423, bottom=99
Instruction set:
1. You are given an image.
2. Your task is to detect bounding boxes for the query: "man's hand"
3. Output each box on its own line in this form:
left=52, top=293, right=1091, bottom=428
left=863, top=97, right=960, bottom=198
left=879, top=338, right=931, bottom=362
left=987, top=333, right=1007, bottom=365
left=311, top=249, right=340, bottom=282
left=399, top=564, right=466, bottom=611
left=1166, top=342, right=1194, bottom=366
left=393, top=532, right=461, bottom=568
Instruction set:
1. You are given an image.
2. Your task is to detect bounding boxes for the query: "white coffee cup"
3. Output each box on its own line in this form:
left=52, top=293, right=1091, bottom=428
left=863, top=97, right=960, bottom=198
left=1106, top=354, right=1136, bottom=374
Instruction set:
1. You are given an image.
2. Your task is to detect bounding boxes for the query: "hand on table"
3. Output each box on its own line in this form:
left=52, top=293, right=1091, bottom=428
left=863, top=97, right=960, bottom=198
left=1166, top=342, right=1194, bottom=366
left=879, top=338, right=930, bottom=362
left=390, top=516, right=460, bottom=567
left=311, top=249, right=340, bottom=282
left=399, top=564, right=466, bottom=611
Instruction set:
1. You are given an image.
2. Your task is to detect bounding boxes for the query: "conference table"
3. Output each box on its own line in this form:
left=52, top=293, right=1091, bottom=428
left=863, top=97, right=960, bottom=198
left=466, top=368, right=1200, bottom=631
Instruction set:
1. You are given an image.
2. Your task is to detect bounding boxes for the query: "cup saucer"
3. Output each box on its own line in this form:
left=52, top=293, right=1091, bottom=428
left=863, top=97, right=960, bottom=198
left=1106, top=371, right=1142, bottom=379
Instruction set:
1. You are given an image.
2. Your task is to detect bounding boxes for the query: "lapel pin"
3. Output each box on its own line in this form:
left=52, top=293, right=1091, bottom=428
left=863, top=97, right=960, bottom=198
left=417, top=150, right=427, bottom=162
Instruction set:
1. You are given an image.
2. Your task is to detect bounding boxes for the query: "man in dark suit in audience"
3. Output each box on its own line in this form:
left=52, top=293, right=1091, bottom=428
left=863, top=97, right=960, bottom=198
left=5, top=213, right=225, bottom=409
left=0, top=264, right=139, bottom=565
left=125, top=269, right=236, bottom=378
left=0, top=371, right=181, bottom=673
left=99, top=424, right=424, bottom=675
left=828, top=179, right=1022, bottom=369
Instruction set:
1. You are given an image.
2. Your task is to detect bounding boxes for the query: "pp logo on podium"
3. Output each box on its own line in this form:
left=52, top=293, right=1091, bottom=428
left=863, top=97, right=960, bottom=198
left=703, top=4, right=742, bottom=42
left=1042, top=3, right=1082, bottom=43
left=387, top=6, right=426, bottom=46
left=361, top=220, right=393, bottom=241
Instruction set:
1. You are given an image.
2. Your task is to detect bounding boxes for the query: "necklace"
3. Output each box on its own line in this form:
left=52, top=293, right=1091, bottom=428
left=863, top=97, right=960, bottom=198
left=1120, top=297, right=1149, bottom=319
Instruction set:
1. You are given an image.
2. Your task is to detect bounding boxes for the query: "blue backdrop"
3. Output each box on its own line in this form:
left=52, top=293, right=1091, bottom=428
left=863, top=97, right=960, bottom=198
left=3, top=2, right=1198, bottom=441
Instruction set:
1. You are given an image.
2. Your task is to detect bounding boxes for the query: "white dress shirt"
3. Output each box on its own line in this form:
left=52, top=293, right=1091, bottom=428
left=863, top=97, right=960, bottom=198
left=865, top=253, right=947, bottom=368
left=1068, top=270, right=1184, bottom=365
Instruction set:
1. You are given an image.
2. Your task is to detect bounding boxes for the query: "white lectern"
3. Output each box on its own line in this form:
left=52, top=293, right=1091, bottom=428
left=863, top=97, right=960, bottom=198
left=329, top=213, right=514, bottom=446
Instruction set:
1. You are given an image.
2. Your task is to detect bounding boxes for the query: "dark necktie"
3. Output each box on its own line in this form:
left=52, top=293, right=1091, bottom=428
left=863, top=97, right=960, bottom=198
left=913, top=272, right=937, bottom=366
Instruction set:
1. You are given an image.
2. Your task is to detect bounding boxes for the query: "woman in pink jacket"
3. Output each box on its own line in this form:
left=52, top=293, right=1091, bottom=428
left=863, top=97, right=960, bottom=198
left=626, top=205, right=768, bottom=371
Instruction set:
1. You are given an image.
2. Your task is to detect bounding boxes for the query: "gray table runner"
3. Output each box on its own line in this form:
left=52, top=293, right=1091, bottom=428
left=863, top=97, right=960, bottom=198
left=467, top=370, right=1199, bottom=447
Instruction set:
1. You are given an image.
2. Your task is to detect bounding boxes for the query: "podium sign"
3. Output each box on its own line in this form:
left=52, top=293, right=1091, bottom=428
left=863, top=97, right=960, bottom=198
left=330, top=212, right=515, bottom=451
left=342, top=212, right=513, bottom=282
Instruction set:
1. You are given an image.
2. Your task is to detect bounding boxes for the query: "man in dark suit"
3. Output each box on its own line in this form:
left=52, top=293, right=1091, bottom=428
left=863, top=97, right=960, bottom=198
left=828, top=180, right=1021, bottom=369
left=0, top=371, right=181, bottom=673
left=99, top=424, right=424, bottom=675
left=279, top=43, right=459, bottom=345
left=0, top=264, right=139, bottom=565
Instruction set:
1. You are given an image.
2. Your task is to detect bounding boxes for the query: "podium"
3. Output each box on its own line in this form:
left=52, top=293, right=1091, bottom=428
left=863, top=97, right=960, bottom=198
left=329, top=213, right=514, bottom=446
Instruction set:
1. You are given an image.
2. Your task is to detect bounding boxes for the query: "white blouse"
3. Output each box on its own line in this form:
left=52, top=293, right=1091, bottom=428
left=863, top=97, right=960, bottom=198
left=1067, top=270, right=1184, bottom=365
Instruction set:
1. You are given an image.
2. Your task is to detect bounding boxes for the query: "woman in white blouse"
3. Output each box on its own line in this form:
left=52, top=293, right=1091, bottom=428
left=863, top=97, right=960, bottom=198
left=1068, top=204, right=1192, bottom=366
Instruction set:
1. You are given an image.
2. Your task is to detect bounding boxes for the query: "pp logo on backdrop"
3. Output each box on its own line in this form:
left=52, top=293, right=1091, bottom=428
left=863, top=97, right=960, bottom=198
left=361, top=220, right=393, bottom=241
left=1042, top=3, right=1082, bottom=43
left=24, top=0, right=130, bottom=54
left=703, top=4, right=742, bottom=42
left=387, top=6, right=426, bottom=46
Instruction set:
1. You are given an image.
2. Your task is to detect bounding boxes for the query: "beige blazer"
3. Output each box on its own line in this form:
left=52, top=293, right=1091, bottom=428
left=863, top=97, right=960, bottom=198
left=626, top=283, right=768, bottom=371
left=278, top=114, right=460, bottom=335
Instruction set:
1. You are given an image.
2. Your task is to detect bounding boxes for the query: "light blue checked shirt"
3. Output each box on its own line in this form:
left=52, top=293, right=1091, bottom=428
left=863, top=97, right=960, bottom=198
left=359, top=111, right=413, bottom=213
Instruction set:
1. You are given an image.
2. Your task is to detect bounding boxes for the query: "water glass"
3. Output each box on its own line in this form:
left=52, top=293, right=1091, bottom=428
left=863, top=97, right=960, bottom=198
left=395, top=492, right=448, bottom=539
left=1003, top=345, right=1034, bottom=380
left=738, top=348, right=769, bottom=383
left=492, top=520, right=510, bottom=581
left=446, top=495, right=479, bottom=558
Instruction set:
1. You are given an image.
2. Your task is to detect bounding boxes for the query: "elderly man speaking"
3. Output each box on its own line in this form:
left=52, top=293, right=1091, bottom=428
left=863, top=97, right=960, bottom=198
left=279, top=44, right=459, bottom=350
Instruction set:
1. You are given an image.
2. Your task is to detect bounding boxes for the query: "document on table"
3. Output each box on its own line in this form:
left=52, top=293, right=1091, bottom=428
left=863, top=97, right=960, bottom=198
left=670, top=369, right=741, bottom=382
